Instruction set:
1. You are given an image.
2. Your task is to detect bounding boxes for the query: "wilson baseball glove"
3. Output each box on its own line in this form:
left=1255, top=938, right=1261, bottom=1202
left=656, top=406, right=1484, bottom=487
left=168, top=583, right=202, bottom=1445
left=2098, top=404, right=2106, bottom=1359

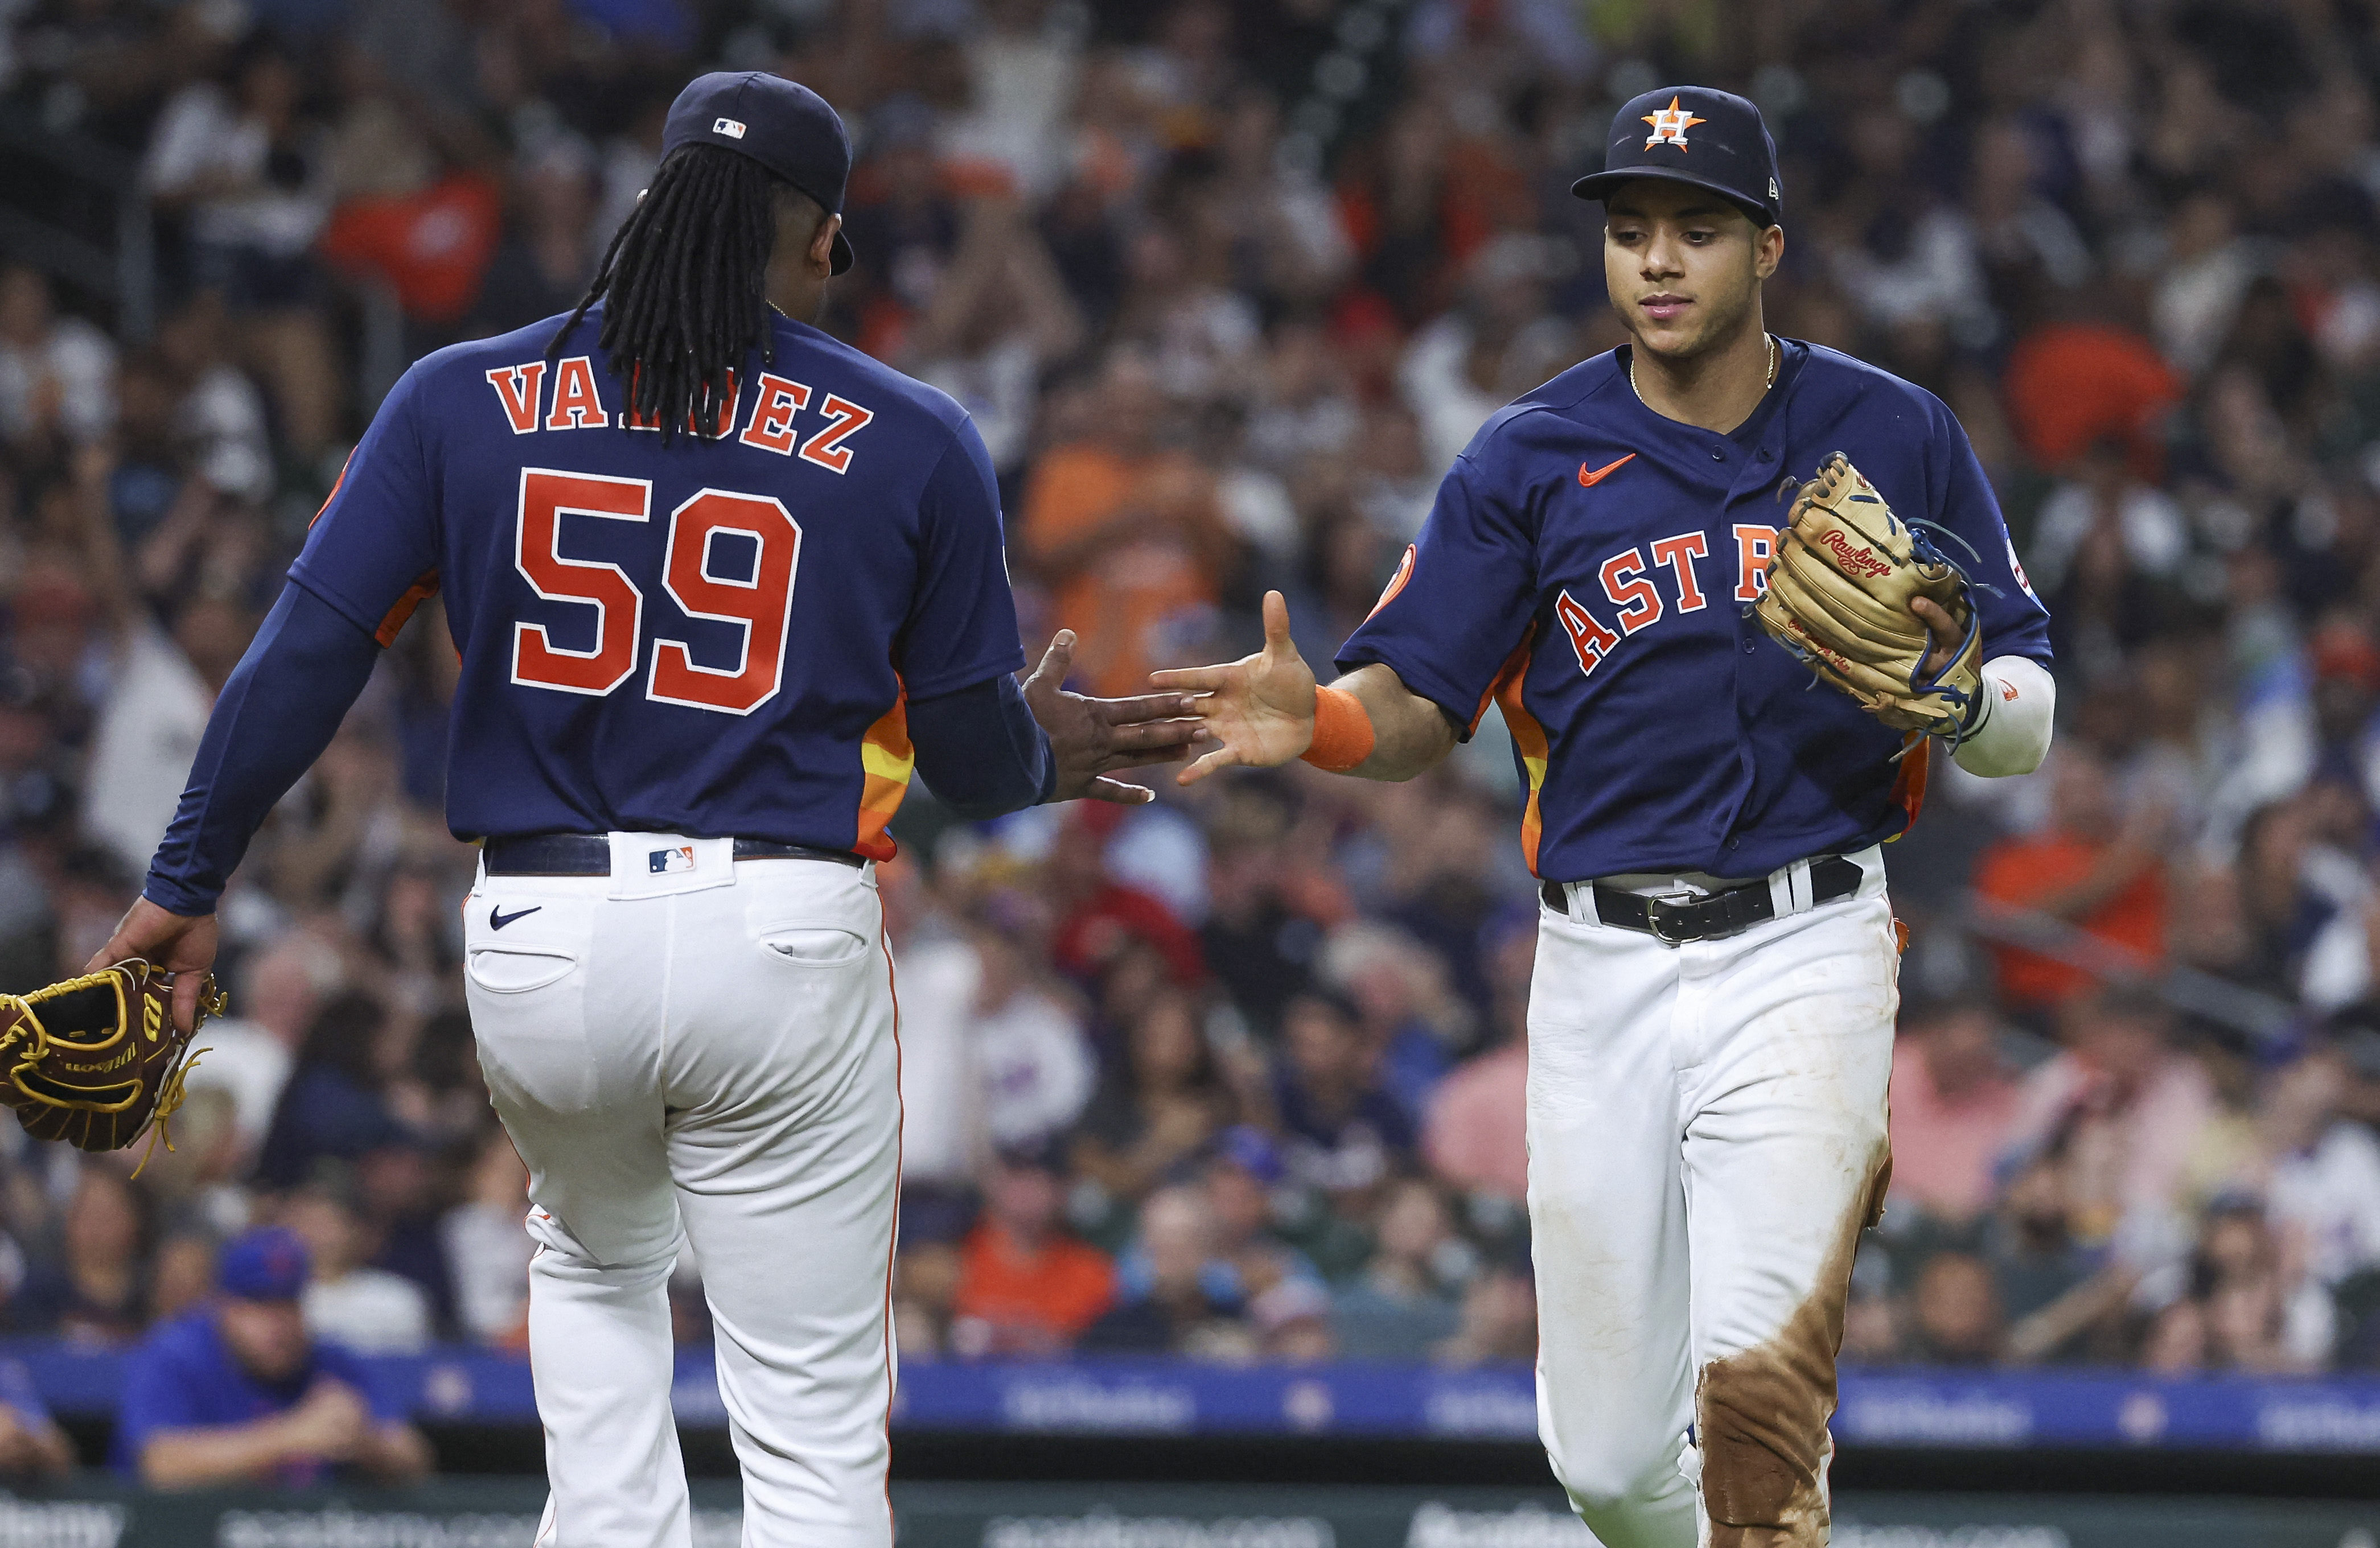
left=0, top=960, right=223, bottom=1164
left=1752, top=451, right=1985, bottom=742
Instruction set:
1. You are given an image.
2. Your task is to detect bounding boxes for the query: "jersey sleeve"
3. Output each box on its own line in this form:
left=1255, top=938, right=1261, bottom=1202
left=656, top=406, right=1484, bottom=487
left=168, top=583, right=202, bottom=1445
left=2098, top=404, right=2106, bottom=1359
left=896, top=417, right=1029, bottom=700
left=286, top=361, right=443, bottom=643
left=1928, top=396, right=2053, bottom=667
left=110, top=1335, right=200, bottom=1469
left=1335, top=440, right=1539, bottom=734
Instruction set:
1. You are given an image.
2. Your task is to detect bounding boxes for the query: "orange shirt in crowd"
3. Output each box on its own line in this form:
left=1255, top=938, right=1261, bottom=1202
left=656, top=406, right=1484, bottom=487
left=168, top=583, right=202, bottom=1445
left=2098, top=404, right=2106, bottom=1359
left=951, top=1223, right=1116, bottom=1353
left=318, top=173, right=504, bottom=324
left=1972, top=833, right=2165, bottom=1008
left=2000, top=322, right=2178, bottom=480
left=1018, top=443, right=1223, bottom=698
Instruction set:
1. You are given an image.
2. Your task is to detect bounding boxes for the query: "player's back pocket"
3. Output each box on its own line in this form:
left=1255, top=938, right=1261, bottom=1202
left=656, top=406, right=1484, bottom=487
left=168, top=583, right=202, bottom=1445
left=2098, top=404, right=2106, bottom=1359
left=466, top=946, right=579, bottom=994
left=753, top=925, right=873, bottom=968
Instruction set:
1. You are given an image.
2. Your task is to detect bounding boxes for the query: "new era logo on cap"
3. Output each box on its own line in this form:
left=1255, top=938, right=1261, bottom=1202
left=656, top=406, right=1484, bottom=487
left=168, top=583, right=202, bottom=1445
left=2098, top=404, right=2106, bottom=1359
left=713, top=117, right=747, bottom=139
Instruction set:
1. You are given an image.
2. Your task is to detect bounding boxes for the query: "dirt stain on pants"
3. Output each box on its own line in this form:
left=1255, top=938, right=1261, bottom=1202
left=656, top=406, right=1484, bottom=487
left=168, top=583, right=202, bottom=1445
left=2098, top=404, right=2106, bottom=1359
left=1693, top=1146, right=1891, bottom=1547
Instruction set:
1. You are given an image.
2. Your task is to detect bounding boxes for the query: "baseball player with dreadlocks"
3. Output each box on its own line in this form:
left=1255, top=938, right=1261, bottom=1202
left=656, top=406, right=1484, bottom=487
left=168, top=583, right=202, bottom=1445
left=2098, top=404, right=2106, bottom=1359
left=1161, top=88, right=2056, bottom=1546
left=89, top=73, right=1198, bottom=1546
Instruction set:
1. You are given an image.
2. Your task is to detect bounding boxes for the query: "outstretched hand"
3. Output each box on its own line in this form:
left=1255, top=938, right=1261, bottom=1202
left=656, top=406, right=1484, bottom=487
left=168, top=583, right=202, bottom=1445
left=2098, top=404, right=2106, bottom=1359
left=85, top=897, right=219, bottom=1034
left=1023, top=631, right=1204, bottom=805
left=1151, top=591, right=1318, bottom=786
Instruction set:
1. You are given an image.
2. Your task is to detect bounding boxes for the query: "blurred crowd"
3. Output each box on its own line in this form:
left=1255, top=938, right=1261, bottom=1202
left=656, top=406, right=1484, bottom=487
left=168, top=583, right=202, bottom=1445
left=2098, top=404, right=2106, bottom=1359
left=1, top=0, right=2379, bottom=1388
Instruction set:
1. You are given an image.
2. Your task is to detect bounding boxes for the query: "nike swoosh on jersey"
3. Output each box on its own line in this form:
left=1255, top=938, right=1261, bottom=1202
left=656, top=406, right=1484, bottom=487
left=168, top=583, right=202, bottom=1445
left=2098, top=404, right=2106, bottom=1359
left=1578, top=454, right=1637, bottom=487
left=489, top=904, right=543, bottom=931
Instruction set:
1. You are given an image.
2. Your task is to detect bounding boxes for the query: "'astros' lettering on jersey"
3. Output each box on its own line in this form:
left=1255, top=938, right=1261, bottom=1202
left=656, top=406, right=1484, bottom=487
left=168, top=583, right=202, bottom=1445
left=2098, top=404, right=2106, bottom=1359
left=1338, top=339, right=2053, bottom=883
left=288, top=307, right=1025, bottom=859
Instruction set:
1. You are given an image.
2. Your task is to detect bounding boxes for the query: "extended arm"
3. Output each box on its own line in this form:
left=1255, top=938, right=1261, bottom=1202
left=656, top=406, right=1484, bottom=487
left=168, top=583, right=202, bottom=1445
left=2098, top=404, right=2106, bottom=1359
left=910, top=674, right=1056, bottom=819
left=911, top=633, right=1201, bottom=816
left=1156, top=592, right=1456, bottom=785
left=1334, top=661, right=1460, bottom=780
left=90, top=581, right=384, bottom=1028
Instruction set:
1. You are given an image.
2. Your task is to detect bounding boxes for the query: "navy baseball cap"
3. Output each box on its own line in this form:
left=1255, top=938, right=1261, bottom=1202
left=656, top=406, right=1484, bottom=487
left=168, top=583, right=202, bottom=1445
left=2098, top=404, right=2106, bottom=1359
left=218, top=1226, right=310, bottom=1302
left=1571, top=85, right=1782, bottom=228
left=663, top=71, right=855, bottom=276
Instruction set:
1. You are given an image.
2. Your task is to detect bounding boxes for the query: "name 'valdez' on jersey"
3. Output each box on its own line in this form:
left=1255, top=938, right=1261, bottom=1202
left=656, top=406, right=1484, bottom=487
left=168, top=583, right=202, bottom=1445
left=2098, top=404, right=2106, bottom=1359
left=1337, top=339, right=2053, bottom=883
left=287, top=306, right=1026, bottom=858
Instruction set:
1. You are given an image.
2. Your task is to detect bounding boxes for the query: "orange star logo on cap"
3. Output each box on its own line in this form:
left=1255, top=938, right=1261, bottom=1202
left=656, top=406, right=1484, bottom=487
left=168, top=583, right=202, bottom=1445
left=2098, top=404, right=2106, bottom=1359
left=1641, top=96, right=1706, bottom=151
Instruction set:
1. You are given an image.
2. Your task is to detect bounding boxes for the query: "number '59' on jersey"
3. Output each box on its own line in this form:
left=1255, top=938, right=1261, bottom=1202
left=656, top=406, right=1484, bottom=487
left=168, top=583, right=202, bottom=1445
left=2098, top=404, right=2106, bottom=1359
left=1337, top=339, right=2054, bottom=885
left=286, top=307, right=1027, bottom=859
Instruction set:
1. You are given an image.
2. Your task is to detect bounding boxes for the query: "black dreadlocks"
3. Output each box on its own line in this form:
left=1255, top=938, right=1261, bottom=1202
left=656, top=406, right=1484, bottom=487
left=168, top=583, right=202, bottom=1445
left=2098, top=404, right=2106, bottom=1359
left=550, top=144, right=817, bottom=442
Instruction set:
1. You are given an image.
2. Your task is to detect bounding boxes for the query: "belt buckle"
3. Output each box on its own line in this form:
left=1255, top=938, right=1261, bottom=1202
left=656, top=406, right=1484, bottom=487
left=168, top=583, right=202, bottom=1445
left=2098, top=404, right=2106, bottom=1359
left=1645, top=895, right=1692, bottom=947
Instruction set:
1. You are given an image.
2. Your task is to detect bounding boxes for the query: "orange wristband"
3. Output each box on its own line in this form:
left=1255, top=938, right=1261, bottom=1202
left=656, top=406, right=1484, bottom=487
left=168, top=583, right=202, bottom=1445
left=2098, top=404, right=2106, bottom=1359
left=1300, top=685, right=1376, bottom=772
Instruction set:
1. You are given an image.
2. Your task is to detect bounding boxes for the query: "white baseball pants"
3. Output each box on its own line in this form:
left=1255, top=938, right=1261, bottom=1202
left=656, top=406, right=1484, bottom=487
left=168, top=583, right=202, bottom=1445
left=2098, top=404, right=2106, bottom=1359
left=1528, top=847, right=1897, bottom=1548
left=461, top=836, right=901, bottom=1548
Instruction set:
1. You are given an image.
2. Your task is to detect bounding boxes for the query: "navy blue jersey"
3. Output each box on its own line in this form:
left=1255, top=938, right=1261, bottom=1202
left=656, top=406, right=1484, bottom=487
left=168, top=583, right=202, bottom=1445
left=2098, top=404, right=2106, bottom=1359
left=289, top=307, right=1025, bottom=860
left=1337, top=340, right=2052, bottom=883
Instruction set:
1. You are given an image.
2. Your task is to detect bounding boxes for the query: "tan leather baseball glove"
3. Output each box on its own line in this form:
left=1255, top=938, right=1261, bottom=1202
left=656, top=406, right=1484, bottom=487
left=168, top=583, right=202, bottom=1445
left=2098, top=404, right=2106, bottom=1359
left=1752, top=451, right=1985, bottom=740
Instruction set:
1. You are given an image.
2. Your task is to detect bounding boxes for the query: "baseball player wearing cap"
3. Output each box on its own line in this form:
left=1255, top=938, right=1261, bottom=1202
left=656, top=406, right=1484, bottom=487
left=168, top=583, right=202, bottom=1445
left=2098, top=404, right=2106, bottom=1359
left=92, top=73, right=1197, bottom=1546
left=1161, top=88, right=2056, bottom=1546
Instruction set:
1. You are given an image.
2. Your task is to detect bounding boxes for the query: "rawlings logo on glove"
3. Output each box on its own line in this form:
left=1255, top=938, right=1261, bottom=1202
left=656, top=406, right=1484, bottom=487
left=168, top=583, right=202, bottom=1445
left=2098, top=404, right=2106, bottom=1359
left=1752, top=451, right=1986, bottom=744
left=1815, top=528, right=1893, bottom=580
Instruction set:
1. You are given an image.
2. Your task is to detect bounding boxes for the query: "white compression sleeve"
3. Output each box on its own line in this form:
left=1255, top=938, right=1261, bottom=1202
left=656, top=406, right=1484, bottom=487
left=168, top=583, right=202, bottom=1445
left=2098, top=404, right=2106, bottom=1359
left=1950, top=654, right=2056, bottom=777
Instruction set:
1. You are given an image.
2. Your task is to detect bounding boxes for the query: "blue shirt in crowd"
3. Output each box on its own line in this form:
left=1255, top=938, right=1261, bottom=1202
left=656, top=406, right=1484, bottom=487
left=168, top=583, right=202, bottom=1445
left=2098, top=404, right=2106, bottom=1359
left=112, top=1309, right=398, bottom=1484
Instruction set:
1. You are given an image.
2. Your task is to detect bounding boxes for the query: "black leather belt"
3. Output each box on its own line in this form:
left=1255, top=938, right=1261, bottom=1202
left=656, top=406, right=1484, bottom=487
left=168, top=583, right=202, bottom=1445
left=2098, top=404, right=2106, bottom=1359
left=483, top=834, right=866, bottom=876
left=1540, top=855, right=1864, bottom=944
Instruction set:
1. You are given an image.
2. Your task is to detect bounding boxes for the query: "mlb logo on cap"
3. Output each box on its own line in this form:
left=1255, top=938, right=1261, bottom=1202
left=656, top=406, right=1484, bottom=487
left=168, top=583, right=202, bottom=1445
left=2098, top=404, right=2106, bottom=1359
left=665, top=71, right=857, bottom=274
left=650, top=846, right=697, bottom=874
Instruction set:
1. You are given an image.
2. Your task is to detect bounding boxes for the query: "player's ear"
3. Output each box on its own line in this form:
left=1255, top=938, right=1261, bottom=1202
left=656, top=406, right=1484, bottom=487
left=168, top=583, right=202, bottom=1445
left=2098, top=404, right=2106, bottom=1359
left=1754, top=220, right=1784, bottom=281
left=810, top=213, right=842, bottom=276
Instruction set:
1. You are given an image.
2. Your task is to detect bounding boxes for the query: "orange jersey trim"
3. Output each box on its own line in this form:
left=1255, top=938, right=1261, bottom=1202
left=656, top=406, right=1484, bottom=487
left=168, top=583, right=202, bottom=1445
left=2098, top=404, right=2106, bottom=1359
left=1888, top=736, right=1930, bottom=837
left=1483, top=627, right=1548, bottom=875
left=1367, top=545, right=1417, bottom=620
left=854, top=678, right=914, bottom=862
left=308, top=450, right=356, bottom=530
left=375, top=569, right=442, bottom=647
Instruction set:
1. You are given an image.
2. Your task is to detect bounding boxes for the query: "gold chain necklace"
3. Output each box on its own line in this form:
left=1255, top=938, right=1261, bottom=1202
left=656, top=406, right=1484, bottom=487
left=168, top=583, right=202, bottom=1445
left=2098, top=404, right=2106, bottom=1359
left=1631, top=331, right=1778, bottom=405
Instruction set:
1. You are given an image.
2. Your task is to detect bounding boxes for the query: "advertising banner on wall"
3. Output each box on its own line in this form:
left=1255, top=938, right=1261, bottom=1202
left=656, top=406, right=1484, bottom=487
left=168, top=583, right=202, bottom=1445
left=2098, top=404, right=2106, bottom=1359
left=0, top=1480, right=2369, bottom=1548
left=13, top=1344, right=2380, bottom=1452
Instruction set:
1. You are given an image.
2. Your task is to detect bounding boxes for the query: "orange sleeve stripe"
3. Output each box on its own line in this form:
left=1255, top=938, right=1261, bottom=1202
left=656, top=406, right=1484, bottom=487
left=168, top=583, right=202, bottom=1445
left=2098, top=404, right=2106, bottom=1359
left=1366, top=545, right=1417, bottom=621
left=308, top=449, right=357, bottom=530
left=374, top=570, right=441, bottom=647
